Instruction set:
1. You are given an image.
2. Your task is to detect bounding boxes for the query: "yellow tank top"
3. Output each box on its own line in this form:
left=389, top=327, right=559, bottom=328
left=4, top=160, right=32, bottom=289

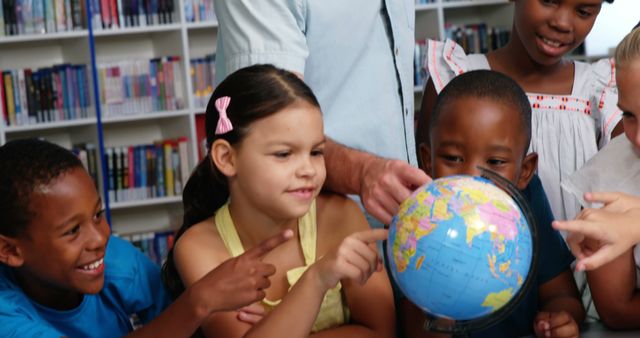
left=214, top=200, right=350, bottom=333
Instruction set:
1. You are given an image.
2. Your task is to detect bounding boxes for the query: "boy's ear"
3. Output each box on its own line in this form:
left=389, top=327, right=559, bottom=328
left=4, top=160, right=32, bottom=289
left=0, top=235, right=24, bottom=267
left=418, top=142, right=433, bottom=176
left=210, top=139, right=237, bottom=177
left=516, top=152, right=538, bottom=190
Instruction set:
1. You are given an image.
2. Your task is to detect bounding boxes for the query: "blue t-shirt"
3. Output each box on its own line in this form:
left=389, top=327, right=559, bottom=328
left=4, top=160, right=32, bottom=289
left=470, top=175, right=575, bottom=337
left=0, top=236, right=171, bottom=337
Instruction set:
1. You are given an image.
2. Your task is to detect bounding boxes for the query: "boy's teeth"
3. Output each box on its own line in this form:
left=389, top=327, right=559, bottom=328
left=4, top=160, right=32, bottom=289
left=82, top=258, right=103, bottom=270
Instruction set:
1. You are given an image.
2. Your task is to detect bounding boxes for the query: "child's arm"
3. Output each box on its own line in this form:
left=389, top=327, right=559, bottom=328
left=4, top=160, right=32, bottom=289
left=586, top=248, right=640, bottom=329
left=245, top=195, right=395, bottom=338
left=533, top=269, right=584, bottom=338
left=127, top=228, right=292, bottom=338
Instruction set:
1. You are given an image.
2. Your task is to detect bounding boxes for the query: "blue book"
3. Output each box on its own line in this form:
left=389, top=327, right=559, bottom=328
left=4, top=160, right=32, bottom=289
left=139, top=145, right=147, bottom=199
left=65, top=65, right=76, bottom=120
left=154, top=142, right=165, bottom=197
left=149, top=58, right=158, bottom=111
left=11, top=70, right=21, bottom=124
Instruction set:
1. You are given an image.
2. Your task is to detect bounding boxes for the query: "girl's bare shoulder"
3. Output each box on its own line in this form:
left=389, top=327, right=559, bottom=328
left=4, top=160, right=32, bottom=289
left=173, top=216, right=230, bottom=265
left=316, top=192, right=371, bottom=239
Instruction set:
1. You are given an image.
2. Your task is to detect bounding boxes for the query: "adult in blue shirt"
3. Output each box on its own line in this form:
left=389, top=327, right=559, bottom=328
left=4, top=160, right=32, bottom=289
left=213, top=0, right=431, bottom=227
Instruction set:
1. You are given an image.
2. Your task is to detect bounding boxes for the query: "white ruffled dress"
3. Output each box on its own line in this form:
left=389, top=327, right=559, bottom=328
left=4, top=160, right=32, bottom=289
left=424, top=39, right=622, bottom=222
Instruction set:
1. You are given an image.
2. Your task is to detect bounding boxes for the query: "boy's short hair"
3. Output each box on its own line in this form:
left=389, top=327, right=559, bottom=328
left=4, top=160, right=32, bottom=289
left=0, top=139, right=83, bottom=237
left=419, top=70, right=532, bottom=151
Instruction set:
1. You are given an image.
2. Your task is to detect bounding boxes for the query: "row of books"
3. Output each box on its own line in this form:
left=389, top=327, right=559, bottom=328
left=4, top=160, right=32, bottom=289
left=414, top=40, right=428, bottom=88
left=416, top=0, right=435, bottom=3
left=1, top=64, right=91, bottom=127
left=88, top=0, right=175, bottom=30
left=190, top=53, right=215, bottom=109
left=72, top=142, right=100, bottom=188
left=117, top=229, right=175, bottom=265
left=1, top=0, right=85, bottom=37
left=184, top=0, right=215, bottom=23
left=445, top=23, right=510, bottom=54
left=97, top=56, right=185, bottom=118
left=105, top=137, right=189, bottom=203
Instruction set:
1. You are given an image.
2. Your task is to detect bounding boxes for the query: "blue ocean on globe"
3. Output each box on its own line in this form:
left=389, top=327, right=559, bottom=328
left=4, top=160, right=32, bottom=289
left=387, top=175, right=533, bottom=321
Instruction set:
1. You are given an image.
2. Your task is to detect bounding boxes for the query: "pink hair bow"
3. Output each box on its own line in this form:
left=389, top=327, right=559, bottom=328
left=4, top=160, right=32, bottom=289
left=215, top=96, right=233, bottom=135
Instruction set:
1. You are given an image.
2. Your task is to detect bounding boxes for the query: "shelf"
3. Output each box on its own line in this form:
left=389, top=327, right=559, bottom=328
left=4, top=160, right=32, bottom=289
left=416, top=3, right=439, bottom=12
left=442, top=0, right=510, bottom=9
left=93, top=24, right=182, bottom=37
left=110, top=195, right=182, bottom=210
left=102, top=109, right=191, bottom=124
left=186, top=21, right=219, bottom=30
left=4, top=117, right=97, bottom=133
left=0, top=30, right=89, bottom=45
left=414, top=86, right=423, bottom=93
left=193, top=107, right=207, bottom=115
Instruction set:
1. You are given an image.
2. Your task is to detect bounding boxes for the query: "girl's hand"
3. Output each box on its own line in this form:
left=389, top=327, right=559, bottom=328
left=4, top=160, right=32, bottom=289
left=312, top=228, right=388, bottom=291
left=553, top=193, right=640, bottom=271
left=533, top=311, right=578, bottom=338
left=193, top=229, right=293, bottom=314
left=584, top=191, right=640, bottom=213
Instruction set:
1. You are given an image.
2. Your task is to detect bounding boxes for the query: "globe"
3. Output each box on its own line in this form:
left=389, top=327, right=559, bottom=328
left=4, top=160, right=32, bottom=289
left=387, top=175, right=536, bottom=332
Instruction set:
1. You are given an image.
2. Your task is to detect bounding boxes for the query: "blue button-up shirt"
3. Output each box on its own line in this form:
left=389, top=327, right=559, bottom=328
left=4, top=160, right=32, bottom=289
left=214, top=0, right=417, bottom=166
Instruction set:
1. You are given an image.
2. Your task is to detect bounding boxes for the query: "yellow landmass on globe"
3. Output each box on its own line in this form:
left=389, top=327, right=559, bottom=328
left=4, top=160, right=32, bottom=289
left=481, top=288, right=514, bottom=312
left=491, top=199, right=511, bottom=213
left=465, top=215, right=486, bottom=246
left=462, top=188, right=490, bottom=205
left=518, top=274, right=523, bottom=285
left=487, top=254, right=500, bottom=280
left=433, top=198, right=450, bottom=220
left=416, top=255, right=425, bottom=270
left=499, top=261, right=511, bottom=273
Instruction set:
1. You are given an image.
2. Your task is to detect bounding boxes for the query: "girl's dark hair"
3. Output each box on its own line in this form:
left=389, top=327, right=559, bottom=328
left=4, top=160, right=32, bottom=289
left=0, top=139, right=83, bottom=237
left=162, top=64, right=320, bottom=298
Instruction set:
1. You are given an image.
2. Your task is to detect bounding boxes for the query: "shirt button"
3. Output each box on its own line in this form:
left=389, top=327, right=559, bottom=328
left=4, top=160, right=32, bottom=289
left=395, top=47, right=399, bottom=55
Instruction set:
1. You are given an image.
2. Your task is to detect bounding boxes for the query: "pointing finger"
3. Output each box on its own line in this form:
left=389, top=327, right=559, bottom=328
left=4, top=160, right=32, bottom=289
left=352, top=229, right=389, bottom=244
left=245, top=229, right=294, bottom=259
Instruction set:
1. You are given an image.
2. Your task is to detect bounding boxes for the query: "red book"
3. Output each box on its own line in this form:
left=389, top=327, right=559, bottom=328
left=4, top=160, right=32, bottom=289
left=100, top=0, right=111, bottom=28
left=109, top=0, right=119, bottom=28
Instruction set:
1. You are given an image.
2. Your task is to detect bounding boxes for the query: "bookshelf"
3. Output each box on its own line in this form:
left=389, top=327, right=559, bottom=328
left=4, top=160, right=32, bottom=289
left=0, top=0, right=512, bottom=237
left=414, top=0, right=514, bottom=94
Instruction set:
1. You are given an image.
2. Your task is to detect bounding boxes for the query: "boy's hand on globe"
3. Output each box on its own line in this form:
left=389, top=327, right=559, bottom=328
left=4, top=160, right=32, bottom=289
left=312, top=229, right=387, bottom=291
left=533, top=311, right=578, bottom=338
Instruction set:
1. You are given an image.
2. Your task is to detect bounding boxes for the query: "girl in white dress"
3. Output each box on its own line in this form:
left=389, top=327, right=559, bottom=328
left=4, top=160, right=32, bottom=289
left=418, top=0, right=622, bottom=223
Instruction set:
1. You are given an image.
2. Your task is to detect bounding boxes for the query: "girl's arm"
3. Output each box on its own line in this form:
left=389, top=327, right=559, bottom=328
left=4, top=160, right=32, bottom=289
left=244, top=195, right=395, bottom=338
left=587, top=249, right=640, bottom=329
left=172, top=221, right=292, bottom=338
left=311, top=195, right=396, bottom=338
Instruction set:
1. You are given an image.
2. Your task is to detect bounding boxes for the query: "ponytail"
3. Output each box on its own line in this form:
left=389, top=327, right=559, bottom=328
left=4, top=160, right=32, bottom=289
left=161, top=156, right=229, bottom=298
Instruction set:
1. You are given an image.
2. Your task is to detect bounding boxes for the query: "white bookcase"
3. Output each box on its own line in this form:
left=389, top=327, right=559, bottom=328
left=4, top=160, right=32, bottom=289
left=414, top=0, right=513, bottom=95
left=0, top=0, right=512, bottom=235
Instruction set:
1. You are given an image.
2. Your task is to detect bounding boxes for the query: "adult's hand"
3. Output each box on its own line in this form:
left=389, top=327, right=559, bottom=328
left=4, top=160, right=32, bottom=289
left=360, top=157, right=431, bottom=224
